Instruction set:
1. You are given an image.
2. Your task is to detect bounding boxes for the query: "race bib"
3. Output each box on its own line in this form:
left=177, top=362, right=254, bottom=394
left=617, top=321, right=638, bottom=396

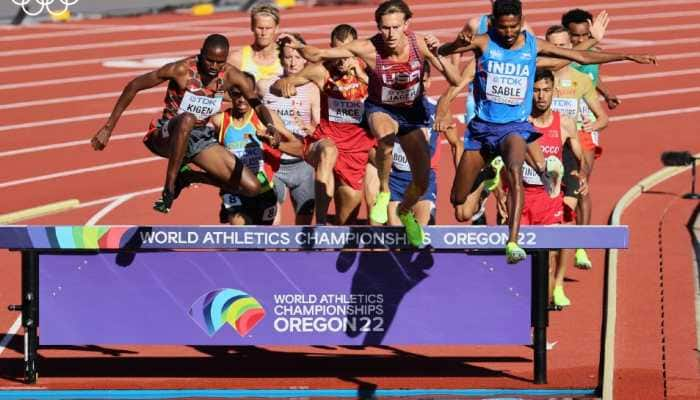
left=392, top=142, right=411, bottom=172
left=222, top=193, right=243, bottom=209
left=381, top=83, right=420, bottom=105
left=551, top=97, right=578, bottom=119
left=485, top=74, right=527, bottom=105
left=234, top=146, right=264, bottom=174
left=577, top=100, right=597, bottom=131
left=178, top=91, right=222, bottom=121
left=522, top=163, right=543, bottom=186
left=328, top=98, right=364, bottom=124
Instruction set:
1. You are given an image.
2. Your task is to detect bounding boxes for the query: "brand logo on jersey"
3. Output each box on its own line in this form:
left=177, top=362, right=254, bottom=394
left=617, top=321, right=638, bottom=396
left=489, top=49, right=503, bottom=59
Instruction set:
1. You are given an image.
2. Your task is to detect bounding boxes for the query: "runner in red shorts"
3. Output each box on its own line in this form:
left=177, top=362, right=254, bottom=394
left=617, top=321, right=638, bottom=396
left=268, top=25, right=375, bottom=225
left=527, top=68, right=588, bottom=308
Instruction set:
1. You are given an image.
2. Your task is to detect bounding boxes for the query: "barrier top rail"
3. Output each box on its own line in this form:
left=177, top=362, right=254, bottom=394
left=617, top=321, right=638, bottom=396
left=0, top=225, right=628, bottom=251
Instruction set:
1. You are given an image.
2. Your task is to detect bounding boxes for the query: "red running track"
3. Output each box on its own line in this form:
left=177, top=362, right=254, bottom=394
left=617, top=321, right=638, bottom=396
left=0, top=0, right=698, bottom=396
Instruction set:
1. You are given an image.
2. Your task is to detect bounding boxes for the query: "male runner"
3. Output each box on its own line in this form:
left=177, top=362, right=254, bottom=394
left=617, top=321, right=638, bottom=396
left=91, top=34, right=278, bottom=213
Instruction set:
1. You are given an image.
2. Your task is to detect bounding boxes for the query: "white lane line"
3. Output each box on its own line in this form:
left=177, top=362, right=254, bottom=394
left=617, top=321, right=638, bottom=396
left=78, top=187, right=161, bottom=209
left=610, top=106, right=700, bottom=121
left=0, top=50, right=192, bottom=74
left=0, top=70, right=150, bottom=91
left=617, top=86, right=700, bottom=99
left=4, top=9, right=699, bottom=75
left=0, top=157, right=162, bottom=189
left=0, top=315, right=22, bottom=357
left=2, top=68, right=700, bottom=134
left=4, top=105, right=700, bottom=192
left=85, top=194, right=135, bottom=226
left=0, top=88, right=163, bottom=110
left=1, top=0, right=698, bottom=58
left=0, top=0, right=556, bottom=43
left=605, top=68, right=700, bottom=82
left=0, top=132, right=144, bottom=158
left=0, top=107, right=160, bottom=133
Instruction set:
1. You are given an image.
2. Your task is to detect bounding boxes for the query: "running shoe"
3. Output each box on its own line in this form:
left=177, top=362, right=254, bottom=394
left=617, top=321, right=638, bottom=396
left=470, top=188, right=490, bottom=223
left=552, top=285, right=571, bottom=307
left=153, top=188, right=174, bottom=214
left=398, top=210, right=424, bottom=247
left=484, top=156, right=504, bottom=193
left=575, top=248, right=592, bottom=270
left=505, top=241, right=526, bottom=264
left=173, top=165, right=193, bottom=199
left=540, top=155, right=564, bottom=198
left=370, top=191, right=390, bottom=224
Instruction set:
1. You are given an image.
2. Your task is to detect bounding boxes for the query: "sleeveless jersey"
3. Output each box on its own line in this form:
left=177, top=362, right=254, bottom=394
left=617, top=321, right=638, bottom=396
left=161, top=56, right=225, bottom=124
left=551, top=68, right=596, bottom=120
left=240, top=45, right=283, bottom=82
left=368, top=30, right=424, bottom=107
left=474, top=30, right=537, bottom=123
left=317, top=61, right=374, bottom=152
left=523, top=112, right=563, bottom=186
left=465, top=14, right=491, bottom=123
left=392, top=97, right=441, bottom=173
left=571, top=62, right=600, bottom=86
left=219, top=109, right=280, bottom=187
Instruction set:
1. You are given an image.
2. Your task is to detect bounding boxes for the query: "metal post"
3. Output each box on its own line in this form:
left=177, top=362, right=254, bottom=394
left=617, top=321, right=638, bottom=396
left=531, top=250, right=549, bottom=384
left=21, top=251, right=39, bottom=384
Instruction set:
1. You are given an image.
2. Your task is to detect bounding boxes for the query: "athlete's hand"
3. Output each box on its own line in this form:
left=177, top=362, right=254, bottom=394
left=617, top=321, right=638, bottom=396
left=627, top=54, right=657, bottom=64
left=605, top=94, right=621, bottom=109
left=271, top=78, right=297, bottom=98
left=589, top=10, right=609, bottom=42
left=91, top=125, right=112, bottom=150
left=457, top=30, right=473, bottom=46
left=278, top=33, right=304, bottom=50
left=433, top=115, right=455, bottom=133
left=571, top=171, right=589, bottom=196
left=257, top=125, right=281, bottom=149
left=424, top=34, right=441, bottom=55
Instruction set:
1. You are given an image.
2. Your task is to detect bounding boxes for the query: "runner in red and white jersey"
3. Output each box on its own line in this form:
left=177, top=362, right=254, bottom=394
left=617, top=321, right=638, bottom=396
left=527, top=68, right=588, bottom=309
left=278, top=0, right=460, bottom=245
left=268, top=24, right=375, bottom=225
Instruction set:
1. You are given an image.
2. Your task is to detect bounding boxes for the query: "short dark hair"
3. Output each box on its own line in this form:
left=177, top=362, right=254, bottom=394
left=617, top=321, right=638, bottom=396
left=278, top=33, right=306, bottom=62
left=202, top=34, right=229, bottom=53
left=562, top=8, right=593, bottom=28
left=545, top=24, right=568, bottom=39
left=534, top=68, right=554, bottom=84
left=375, top=0, right=413, bottom=25
left=331, top=24, right=358, bottom=43
left=492, top=0, right=522, bottom=19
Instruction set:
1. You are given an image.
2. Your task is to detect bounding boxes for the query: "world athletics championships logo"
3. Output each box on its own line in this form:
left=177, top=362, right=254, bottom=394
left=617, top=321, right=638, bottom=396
left=12, top=0, right=79, bottom=17
left=189, top=289, right=266, bottom=337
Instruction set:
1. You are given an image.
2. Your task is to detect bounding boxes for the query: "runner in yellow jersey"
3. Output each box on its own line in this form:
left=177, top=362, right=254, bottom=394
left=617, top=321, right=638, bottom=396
left=228, top=4, right=283, bottom=82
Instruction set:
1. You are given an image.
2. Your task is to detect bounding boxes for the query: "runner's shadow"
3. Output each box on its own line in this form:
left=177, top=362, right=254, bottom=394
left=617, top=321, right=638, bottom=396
left=336, top=248, right=434, bottom=345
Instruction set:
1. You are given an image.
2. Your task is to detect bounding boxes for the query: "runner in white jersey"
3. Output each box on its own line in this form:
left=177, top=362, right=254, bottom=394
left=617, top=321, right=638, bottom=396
left=257, top=33, right=320, bottom=225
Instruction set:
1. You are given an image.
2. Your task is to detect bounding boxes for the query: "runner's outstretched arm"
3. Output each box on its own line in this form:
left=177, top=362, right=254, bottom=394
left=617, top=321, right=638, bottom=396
left=91, top=61, right=181, bottom=150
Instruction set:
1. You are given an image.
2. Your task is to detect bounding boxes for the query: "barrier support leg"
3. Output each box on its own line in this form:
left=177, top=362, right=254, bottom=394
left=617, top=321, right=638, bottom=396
left=531, top=250, right=549, bottom=384
left=21, top=251, right=39, bottom=384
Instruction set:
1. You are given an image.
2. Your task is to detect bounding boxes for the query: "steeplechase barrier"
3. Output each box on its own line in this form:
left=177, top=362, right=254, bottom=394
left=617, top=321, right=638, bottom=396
left=0, top=225, right=628, bottom=385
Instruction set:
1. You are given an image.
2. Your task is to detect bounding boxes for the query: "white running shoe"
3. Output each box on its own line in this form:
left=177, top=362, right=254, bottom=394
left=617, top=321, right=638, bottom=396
left=540, top=156, right=564, bottom=198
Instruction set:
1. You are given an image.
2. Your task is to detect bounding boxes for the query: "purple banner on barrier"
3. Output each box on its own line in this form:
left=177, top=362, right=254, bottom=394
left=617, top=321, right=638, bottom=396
left=0, top=225, right=628, bottom=250
left=39, top=251, right=531, bottom=346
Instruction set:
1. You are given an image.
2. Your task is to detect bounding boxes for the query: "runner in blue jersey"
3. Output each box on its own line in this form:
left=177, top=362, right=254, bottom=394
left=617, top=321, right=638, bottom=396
left=438, top=0, right=656, bottom=263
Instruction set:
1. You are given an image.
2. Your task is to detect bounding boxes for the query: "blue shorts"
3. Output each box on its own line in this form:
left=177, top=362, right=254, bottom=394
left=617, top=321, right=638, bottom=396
left=389, top=169, right=437, bottom=203
left=365, top=99, right=430, bottom=137
left=464, top=118, right=541, bottom=154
